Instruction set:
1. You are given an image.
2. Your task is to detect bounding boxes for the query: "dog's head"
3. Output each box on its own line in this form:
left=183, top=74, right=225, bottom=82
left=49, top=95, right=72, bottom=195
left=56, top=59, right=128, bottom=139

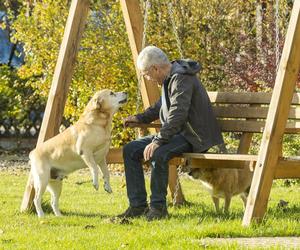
left=182, top=164, right=213, bottom=180
left=87, top=89, right=128, bottom=114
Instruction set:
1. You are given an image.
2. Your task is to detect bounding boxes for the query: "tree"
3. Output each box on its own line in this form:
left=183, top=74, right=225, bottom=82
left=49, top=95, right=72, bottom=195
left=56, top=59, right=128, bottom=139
left=2, top=0, right=295, bottom=147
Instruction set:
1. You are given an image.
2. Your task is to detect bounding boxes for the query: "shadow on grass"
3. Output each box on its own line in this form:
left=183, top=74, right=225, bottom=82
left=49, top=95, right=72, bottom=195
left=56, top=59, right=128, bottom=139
left=267, top=205, right=300, bottom=220
left=64, top=211, right=110, bottom=219
left=170, top=200, right=300, bottom=224
left=169, top=200, right=245, bottom=221
left=34, top=202, right=110, bottom=219
left=30, top=198, right=299, bottom=222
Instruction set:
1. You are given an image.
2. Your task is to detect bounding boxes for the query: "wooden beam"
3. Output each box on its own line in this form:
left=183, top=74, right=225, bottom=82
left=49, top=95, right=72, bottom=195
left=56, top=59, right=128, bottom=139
left=106, top=148, right=124, bottom=164
left=120, top=0, right=160, bottom=108
left=184, top=153, right=258, bottom=161
left=236, top=104, right=256, bottom=155
left=183, top=156, right=300, bottom=178
left=37, top=1, right=90, bottom=145
left=188, top=159, right=251, bottom=169
left=107, top=147, right=300, bottom=179
left=20, top=0, right=90, bottom=212
left=219, top=120, right=300, bottom=134
left=243, top=1, right=300, bottom=226
left=126, top=120, right=300, bottom=134
left=275, top=158, right=300, bottom=179
left=106, top=148, right=183, bottom=165
left=237, top=134, right=253, bottom=170
left=208, top=92, right=272, bottom=104
left=213, top=106, right=300, bottom=119
left=208, top=92, right=300, bottom=104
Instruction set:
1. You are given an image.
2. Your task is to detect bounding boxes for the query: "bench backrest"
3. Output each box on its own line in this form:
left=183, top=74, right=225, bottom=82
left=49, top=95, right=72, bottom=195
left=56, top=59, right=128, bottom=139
left=208, top=92, right=300, bottom=134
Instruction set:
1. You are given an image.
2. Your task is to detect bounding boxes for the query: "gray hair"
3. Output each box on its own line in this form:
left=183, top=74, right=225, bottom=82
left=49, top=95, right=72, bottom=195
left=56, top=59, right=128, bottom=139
left=137, top=45, right=170, bottom=71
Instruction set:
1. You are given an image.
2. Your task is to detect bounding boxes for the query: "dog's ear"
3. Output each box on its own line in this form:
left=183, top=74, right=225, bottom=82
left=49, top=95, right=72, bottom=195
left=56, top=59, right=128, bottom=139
left=92, top=96, right=103, bottom=110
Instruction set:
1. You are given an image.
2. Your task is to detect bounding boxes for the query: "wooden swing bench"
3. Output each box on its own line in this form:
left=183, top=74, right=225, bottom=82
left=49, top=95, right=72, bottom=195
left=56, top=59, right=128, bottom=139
left=20, top=0, right=300, bottom=226
left=106, top=91, right=300, bottom=203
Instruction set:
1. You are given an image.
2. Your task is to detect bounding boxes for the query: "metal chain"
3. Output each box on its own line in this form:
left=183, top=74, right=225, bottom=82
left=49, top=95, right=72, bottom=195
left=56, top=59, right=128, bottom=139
left=142, top=0, right=150, bottom=50
left=136, top=71, right=143, bottom=116
left=172, top=164, right=183, bottom=206
left=167, top=1, right=184, bottom=59
left=275, top=0, right=280, bottom=72
left=255, top=1, right=264, bottom=64
left=168, top=1, right=185, bottom=205
left=136, top=0, right=151, bottom=115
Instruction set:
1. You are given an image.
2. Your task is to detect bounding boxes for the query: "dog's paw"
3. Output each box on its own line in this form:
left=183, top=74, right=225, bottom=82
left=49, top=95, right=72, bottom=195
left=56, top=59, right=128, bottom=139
left=37, top=212, right=45, bottom=218
left=104, top=182, right=112, bottom=193
left=93, top=183, right=99, bottom=191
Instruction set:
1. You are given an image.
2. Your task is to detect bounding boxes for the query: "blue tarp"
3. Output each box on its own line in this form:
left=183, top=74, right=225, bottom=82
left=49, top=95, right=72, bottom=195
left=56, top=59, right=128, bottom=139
left=0, top=11, right=24, bottom=68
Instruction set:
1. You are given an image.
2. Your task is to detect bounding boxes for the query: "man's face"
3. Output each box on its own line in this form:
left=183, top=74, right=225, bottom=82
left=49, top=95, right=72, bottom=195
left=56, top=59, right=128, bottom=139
left=140, top=65, right=164, bottom=85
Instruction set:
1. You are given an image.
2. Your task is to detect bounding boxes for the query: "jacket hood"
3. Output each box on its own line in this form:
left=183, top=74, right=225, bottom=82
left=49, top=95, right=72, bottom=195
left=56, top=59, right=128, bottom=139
left=170, top=59, right=201, bottom=75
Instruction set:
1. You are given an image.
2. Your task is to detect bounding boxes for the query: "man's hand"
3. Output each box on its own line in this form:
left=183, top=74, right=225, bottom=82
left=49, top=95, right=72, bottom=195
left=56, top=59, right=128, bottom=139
left=143, top=142, right=160, bottom=161
left=123, top=115, right=139, bottom=128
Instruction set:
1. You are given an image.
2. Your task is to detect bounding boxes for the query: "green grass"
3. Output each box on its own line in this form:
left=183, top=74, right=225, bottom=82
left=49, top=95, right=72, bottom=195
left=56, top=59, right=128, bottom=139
left=0, top=169, right=299, bottom=250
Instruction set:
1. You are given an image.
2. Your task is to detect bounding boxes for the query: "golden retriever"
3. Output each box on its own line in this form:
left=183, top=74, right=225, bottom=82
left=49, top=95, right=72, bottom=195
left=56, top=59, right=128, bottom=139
left=29, top=89, right=127, bottom=217
left=186, top=165, right=253, bottom=213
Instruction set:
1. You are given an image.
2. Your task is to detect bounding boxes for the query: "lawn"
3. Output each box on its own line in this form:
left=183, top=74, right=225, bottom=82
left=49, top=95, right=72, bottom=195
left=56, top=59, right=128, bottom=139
left=0, top=168, right=299, bottom=249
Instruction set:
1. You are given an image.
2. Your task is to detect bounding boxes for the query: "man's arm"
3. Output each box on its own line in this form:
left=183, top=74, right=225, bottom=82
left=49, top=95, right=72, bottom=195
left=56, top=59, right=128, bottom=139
left=135, top=97, right=161, bottom=124
left=153, top=74, right=193, bottom=145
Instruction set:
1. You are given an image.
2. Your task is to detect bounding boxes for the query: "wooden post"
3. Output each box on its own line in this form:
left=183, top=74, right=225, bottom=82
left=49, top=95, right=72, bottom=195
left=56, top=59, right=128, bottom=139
left=20, top=0, right=90, bottom=212
left=120, top=0, right=160, bottom=108
left=237, top=134, right=253, bottom=154
left=243, top=1, right=300, bottom=226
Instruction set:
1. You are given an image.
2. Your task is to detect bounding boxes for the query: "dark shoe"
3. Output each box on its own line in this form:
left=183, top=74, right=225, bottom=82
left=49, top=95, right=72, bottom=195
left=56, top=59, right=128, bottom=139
left=146, top=206, right=168, bottom=221
left=115, top=206, right=149, bottom=219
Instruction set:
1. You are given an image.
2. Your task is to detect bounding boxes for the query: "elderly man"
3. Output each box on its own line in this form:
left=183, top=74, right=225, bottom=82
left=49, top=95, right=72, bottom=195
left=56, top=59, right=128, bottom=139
left=117, top=45, right=223, bottom=221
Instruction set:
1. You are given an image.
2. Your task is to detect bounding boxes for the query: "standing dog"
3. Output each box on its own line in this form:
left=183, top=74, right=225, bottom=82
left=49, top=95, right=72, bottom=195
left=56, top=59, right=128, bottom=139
left=186, top=164, right=253, bottom=213
left=29, top=89, right=127, bottom=217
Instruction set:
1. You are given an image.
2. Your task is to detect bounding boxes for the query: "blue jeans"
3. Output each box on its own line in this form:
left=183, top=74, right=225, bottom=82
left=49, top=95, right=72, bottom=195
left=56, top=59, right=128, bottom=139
left=123, top=134, right=193, bottom=208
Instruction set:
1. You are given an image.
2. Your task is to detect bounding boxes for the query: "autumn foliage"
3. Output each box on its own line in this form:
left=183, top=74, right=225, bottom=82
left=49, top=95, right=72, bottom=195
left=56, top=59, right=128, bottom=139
left=1, top=0, right=298, bottom=147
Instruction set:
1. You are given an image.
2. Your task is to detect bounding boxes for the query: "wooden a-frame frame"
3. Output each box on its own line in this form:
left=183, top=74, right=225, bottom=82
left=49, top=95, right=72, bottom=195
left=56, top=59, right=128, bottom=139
left=20, top=0, right=300, bottom=226
left=243, top=0, right=300, bottom=225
